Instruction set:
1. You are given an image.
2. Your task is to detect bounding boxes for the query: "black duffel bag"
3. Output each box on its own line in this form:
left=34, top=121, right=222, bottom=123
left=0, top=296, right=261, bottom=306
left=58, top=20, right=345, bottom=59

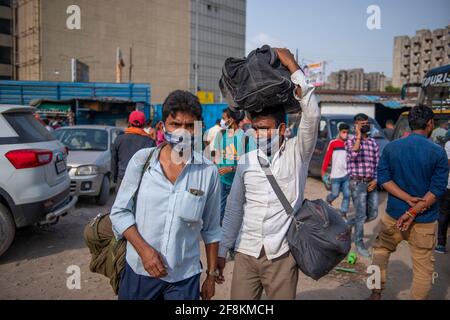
left=258, top=157, right=351, bottom=280
left=219, top=44, right=301, bottom=114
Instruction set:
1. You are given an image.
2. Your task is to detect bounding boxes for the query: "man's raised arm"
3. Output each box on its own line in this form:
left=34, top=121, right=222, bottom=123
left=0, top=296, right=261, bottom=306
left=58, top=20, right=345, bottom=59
left=275, top=48, right=320, bottom=164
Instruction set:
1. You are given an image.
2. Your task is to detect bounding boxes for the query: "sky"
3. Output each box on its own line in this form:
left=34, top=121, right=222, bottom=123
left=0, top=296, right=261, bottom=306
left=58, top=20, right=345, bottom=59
left=246, top=0, right=450, bottom=79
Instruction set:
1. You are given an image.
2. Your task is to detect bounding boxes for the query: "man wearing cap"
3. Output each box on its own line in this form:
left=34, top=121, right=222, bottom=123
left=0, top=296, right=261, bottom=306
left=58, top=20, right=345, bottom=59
left=112, top=111, right=156, bottom=189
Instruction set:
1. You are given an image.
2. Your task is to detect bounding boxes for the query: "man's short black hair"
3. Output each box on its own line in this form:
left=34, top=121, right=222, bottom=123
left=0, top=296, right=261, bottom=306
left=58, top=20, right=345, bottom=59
left=224, top=108, right=245, bottom=123
left=215, top=119, right=221, bottom=125
left=339, top=123, right=350, bottom=131
left=250, top=106, right=286, bottom=128
left=408, top=104, right=434, bottom=131
left=162, top=90, right=202, bottom=122
left=354, top=113, right=369, bottom=122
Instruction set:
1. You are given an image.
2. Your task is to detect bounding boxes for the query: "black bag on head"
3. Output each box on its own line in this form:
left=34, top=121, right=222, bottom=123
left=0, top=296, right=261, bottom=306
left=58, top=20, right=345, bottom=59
left=258, top=157, right=351, bottom=280
left=219, top=44, right=301, bottom=114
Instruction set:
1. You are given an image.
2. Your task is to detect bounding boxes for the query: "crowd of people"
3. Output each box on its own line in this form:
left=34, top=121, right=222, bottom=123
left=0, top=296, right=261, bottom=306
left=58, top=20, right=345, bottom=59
left=102, top=48, right=448, bottom=301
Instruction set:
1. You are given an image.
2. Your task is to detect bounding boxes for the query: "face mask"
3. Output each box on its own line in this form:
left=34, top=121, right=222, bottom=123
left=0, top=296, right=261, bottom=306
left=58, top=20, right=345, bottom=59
left=258, top=129, right=281, bottom=158
left=361, top=125, right=371, bottom=134
left=163, top=125, right=194, bottom=149
left=220, top=119, right=232, bottom=130
left=340, top=132, right=348, bottom=140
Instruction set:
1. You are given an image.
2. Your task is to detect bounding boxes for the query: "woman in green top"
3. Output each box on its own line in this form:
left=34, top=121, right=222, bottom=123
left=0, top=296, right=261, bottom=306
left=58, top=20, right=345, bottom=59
left=214, top=108, right=252, bottom=224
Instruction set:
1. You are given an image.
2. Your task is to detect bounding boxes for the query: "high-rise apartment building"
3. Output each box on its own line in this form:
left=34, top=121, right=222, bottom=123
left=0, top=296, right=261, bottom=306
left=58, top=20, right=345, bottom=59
left=328, top=68, right=386, bottom=92
left=392, top=25, right=450, bottom=88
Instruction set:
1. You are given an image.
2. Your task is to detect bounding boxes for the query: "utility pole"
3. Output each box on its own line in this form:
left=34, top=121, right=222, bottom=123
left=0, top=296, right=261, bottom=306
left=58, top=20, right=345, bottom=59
left=129, top=44, right=133, bottom=83
left=194, top=0, right=199, bottom=94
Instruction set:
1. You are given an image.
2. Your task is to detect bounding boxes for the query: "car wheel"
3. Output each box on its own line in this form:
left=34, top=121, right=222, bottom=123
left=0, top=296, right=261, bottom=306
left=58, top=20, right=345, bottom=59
left=96, top=176, right=110, bottom=206
left=0, top=203, right=15, bottom=257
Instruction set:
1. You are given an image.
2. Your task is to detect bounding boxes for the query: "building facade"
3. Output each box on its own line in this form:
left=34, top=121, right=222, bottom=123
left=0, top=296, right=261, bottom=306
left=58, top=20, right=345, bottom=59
left=190, top=0, right=246, bottom=102
left=0, top=0, right=12, bottom=80
left=10, top=0, right=246, bottom=104
left=392, top=25, right=450, bottom=88
left=13, top=0, right=191, bottom=104
left=328, top=69, right=386, bottom=92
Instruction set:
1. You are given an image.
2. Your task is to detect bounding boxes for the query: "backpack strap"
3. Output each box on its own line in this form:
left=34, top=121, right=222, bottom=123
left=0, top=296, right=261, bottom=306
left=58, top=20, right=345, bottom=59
left=133, top=145, right=163, bottom=211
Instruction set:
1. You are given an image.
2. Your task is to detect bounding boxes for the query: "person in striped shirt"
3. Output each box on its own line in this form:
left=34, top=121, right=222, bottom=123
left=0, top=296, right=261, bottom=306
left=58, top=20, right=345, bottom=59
left=321, top=123, right=351, bottom=218
left=345, top=113, right=380, bottom=258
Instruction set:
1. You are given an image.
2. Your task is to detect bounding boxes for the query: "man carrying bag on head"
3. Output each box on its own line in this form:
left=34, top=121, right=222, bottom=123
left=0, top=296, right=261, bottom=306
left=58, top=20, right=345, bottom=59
left=217, top=48, right=321, bottom=300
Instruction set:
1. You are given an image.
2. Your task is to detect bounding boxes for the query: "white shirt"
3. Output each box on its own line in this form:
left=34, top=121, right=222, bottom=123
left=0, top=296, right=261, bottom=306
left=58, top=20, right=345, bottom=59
left=218, top=70, right=320, bottom=260
left=445, top=141, right=450, bottom=189
left=206, top=125, right=222, bottom=148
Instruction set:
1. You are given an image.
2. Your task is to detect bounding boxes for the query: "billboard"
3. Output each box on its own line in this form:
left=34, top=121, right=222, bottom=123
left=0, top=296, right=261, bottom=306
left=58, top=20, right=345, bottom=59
left=304, top=62, right=325, bottom=87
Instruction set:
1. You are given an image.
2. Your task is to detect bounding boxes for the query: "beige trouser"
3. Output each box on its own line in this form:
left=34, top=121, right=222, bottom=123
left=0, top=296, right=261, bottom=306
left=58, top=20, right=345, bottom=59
left=230, top=248, right=299, bottom=300
left=372, top=213, right=437, bottom=300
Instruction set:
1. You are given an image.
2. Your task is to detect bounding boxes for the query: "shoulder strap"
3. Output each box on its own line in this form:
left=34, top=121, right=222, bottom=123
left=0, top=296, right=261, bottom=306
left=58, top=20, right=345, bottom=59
left=257, top=156, right=295, bottom=218
left=244, top=135, right=250, bottom=153
left=133, top=147, right=158, bottom=210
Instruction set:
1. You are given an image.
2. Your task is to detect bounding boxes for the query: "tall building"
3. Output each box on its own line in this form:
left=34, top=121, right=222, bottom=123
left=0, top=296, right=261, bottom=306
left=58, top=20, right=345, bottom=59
left=9, top=0, right=246, bottom=104
left=392, top=25, right=450, bottom=88
left=190, top=0, right=246, bottom=102
left=0, top=0, right=12, bottom=80
left=328, top=68, right=385, bottom=92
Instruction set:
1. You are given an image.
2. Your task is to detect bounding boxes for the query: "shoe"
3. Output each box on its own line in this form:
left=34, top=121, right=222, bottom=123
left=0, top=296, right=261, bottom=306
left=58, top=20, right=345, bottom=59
left=356, top=244, right=371, bottom=258
left=435, top=245, right=447, bottom=254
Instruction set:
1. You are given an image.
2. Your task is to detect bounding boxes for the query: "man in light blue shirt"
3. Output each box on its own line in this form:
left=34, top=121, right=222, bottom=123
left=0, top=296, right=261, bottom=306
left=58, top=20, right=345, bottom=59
left=110, top=90, right=221, bottom=300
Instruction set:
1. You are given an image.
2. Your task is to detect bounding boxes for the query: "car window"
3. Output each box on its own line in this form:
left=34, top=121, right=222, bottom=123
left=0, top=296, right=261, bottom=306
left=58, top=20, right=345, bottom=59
left=329, top=118, right=385, bottom=139
left=0, top=112, right=56, bottom=144
left=318, top=120, right=328, bottom=139
left=55, top=129, right=108, bottom=151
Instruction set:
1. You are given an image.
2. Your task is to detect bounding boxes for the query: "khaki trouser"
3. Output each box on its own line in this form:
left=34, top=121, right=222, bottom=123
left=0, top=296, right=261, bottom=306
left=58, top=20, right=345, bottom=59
left=372, top=213, right=437, bottom=300
left=230, top=249, right=298, bottom=300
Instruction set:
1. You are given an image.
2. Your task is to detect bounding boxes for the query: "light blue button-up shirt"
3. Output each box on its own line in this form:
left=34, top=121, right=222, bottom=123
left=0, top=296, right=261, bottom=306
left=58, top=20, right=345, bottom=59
left=110, top=147, right=221, bottom=283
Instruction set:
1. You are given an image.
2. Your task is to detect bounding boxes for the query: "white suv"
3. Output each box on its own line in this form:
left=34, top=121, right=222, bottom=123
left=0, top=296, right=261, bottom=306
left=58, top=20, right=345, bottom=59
left=0, top=105, right=78, bottom=256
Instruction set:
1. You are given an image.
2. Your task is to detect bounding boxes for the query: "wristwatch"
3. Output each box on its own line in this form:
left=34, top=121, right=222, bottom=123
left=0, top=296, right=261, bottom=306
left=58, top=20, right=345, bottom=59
left=206, top=269, right=220, bottom=277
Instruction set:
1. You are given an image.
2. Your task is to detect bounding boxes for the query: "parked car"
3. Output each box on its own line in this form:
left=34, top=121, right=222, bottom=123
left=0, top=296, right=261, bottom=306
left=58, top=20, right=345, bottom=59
left=308, top=114, right=389, bottom=177
left=54, top=125, right=123, bottom=205
left=0, top=105, right=77, bottom=257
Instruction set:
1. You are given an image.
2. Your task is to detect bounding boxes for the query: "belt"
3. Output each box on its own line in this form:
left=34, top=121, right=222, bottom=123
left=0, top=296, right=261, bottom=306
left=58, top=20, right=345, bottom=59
left=350, top=176, right=373, bottom=183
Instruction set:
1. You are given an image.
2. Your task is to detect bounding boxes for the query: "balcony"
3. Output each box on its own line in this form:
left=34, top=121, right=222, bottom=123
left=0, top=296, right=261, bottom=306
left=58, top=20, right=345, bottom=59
left=434, top=39, right=444, bottom=49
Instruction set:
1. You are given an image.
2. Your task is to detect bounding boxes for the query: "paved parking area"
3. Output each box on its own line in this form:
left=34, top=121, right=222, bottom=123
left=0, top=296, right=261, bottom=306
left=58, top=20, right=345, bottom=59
left=0, top=178, right=448, bottom=300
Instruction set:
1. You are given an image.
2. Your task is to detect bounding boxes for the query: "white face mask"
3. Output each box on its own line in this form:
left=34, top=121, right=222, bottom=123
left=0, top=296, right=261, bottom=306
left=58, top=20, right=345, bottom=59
left=257, top=129, right=281, bottom=158
left=220, top=119, right=229, bottom=130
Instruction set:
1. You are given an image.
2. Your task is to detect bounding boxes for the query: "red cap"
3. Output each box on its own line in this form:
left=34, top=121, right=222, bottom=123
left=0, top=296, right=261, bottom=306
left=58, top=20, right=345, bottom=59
left=129, top=111, right=146, bottom=127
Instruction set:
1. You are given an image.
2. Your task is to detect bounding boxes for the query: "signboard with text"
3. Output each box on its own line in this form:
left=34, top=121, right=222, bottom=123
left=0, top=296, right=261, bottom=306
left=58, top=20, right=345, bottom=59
left=304, top=62, right=325, bottom=87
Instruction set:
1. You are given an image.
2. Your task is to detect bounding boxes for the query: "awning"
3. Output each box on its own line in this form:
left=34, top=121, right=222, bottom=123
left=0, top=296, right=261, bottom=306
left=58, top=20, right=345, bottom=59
left=37, top=103, right=71, bottom=113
